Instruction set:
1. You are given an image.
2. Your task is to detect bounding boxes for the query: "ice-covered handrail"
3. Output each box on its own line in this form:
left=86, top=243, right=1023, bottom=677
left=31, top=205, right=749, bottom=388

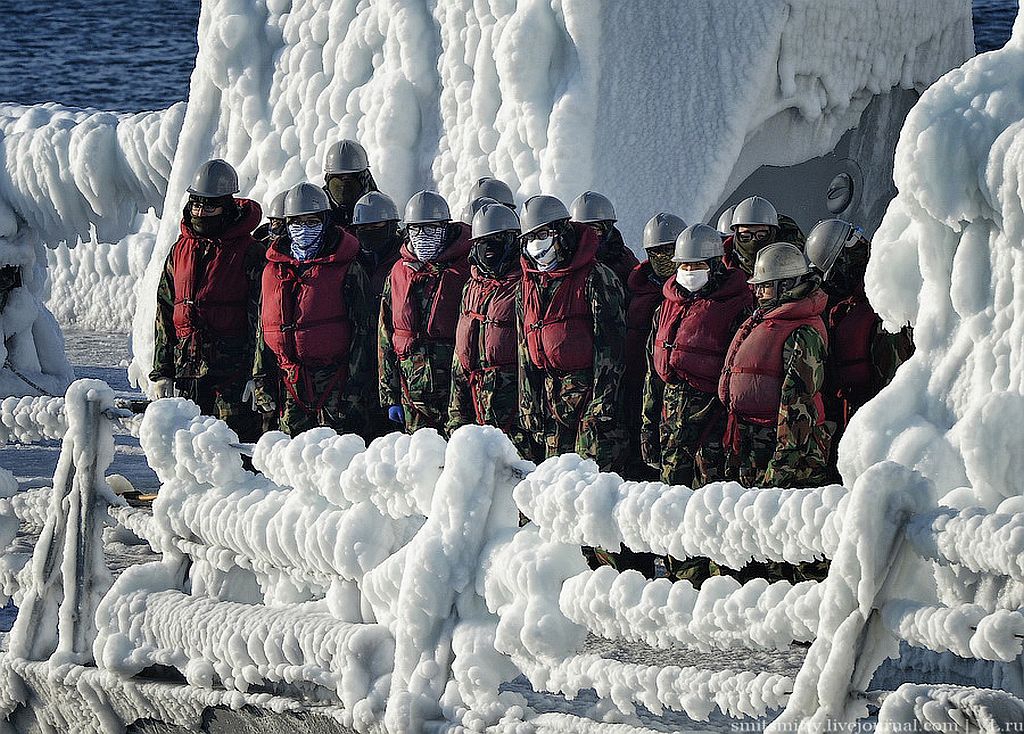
left=0, top=395, right=66, bottom=444
left=514, top=454, right=847, bottom=567
left=513, top=652, right=792, bottom=721
left=252, top=426, right=445, bottom=518
left=880, top=600, right=1024, bottom=663
left=94, top=569, right=394, bottom=724
left=560, top=567, right=821, bottom=652
left=138, top=399, right=417, bottom=598
left=906, top=507, right=1024, bottom=582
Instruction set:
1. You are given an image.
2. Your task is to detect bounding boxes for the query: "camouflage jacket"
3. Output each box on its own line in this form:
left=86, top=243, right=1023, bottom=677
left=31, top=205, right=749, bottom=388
left=761, top=324, right=830, bottom=487
left=378, top=268, right=459, bottom=430
left=253, top=243, right=373, bottom=431
left=518, top=261, right=626, bottom=430
left=151, top=237, right=264, bottom=384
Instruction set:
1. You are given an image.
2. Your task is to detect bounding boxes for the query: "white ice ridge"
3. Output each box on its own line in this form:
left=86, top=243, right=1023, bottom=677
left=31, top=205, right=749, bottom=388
left=561, top=568, right=821, bottom=652
left=0, top=395, right=65, bottom=444
left=877, top=683, right=1024, bottom=733
left=124, top=0, right=971, bottom=388
left=880, top=600, right=1024, bottom=663
left=513, top=652, right=792, bottom=722
left=94, top=574, right=393, bottom=723
left=907, top=506, right=1024, bottom=582
left=138, top=399, right=415, bottom=601
left=843, top=6, right=1024, bottom=506
left=0, top=103, right=182, bottom=248
left=514, top=454, right=847, bottom=569
left=0, top=655, right=354, bottom=734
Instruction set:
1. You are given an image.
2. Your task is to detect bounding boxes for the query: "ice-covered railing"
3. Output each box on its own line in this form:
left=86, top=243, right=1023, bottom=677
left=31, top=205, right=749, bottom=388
left=6, top=386, right=1024, bottom=732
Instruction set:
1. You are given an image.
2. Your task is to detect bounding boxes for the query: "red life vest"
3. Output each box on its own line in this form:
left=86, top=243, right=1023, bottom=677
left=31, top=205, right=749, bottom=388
left=455, top=269, right=519, bottom=374
left=622, top=262, right=665, bottom=400
left=171, top=198, right=262, bottom=340
left=827, top=287, right=879, bottom=403
left=389, top=222, right=473, bottom=357
left=261, top=228, right=359, bottom=371
left=718, top=289, right=829, bottom=426
left=522, top=224, right=599, bottom=372
left=654, top=268, right=753, bottom=394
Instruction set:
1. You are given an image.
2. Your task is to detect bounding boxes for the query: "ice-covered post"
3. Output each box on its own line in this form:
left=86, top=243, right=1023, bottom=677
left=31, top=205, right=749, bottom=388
left=7, top=379, right=116, bottom=664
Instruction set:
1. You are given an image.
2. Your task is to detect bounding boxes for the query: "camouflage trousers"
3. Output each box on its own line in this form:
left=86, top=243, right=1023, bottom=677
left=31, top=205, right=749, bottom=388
left=659, top=384, right=728, bottom=487
left=176, top=374, right=260, bottom=442
left=397, top=349, right=454, bottom=434
left=539, top=371, right=621, bottom=471
left=277, top=365, right=366, bottom=438
left=724, top=420, right=832, bottom=489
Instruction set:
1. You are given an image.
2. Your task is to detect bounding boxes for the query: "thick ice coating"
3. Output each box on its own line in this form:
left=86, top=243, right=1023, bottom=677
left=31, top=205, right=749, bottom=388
left=112, top=0, right=967, bottom=386
left=843, top=9, right=1024, bottom=510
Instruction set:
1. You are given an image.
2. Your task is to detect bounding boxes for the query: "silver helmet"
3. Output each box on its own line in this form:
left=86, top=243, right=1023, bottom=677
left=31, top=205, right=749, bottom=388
left=267, top=190, right=288, bottom=220
left=716, top=205, right=736, bottom=235
left=731, top=196, right=779, bottom=229
left=570, top=190, right=616, bottom=223
left=472, top=203, right=521, bottom=240
left=283, top=182, right=331, bottom=218
left=469, top=177, right=515, bottom=208
left=461, top=196, right=499, bottom=225
left=747, top=242, right=811, bottom=285
left=405, top=190, right=451, bottom=225
left=643, top=213, right=687, bottom=250
left=804, top=218, right=863, bottom=277
left=521, top=195, right=570, bottom=235
left=352, top=191, right=400, bottom=226
left=187, top=159, right=239, bottom=197
left=323, top=139, right=369, bottom=175
left=674, top=224, right=725, bottom=263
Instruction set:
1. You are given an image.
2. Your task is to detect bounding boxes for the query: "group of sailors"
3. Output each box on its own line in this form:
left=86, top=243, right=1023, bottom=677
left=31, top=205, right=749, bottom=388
left=152, top=140, right=913, bottom=554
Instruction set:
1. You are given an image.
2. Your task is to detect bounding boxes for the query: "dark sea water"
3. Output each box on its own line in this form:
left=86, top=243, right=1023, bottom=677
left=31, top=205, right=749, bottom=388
left=0, top=0, right=1017, bottom=113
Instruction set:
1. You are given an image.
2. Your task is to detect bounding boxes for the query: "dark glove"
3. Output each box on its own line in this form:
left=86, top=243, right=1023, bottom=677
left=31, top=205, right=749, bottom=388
left=387, top=405, right=406, bottom=425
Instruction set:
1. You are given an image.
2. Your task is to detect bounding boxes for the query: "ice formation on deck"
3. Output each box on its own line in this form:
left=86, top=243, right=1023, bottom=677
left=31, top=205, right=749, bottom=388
left=843, top=9, right=1024, bottom=507
left=0, top=1, right=974, bottom=371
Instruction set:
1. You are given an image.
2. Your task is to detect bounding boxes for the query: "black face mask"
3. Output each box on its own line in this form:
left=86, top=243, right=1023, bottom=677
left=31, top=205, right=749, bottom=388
left=190, top=211, right=232, bottom=238
left=326, top=172, right=369, bottom=211
left=357, top=222, right=399, bottom=254
left=470, top=232, right=517, bottom=278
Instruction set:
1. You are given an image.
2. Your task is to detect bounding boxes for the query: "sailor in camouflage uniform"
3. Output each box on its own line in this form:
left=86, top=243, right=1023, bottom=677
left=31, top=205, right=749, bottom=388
left=643, top=224, right=752, bottom=487
left=322, top=139, right=378, bottom=227
left=518, top=195, right=626, bottom=470
left=379, top=191, right=472, bottom=433
left=351, top=191, right=404, bottom=440
left=719, top=243, right=832, bottom=489
left=804, top=219, right=914, bottom=477
left=252, top=183, right=372, bottom=437
left=150, top=159, right=264, bottom=441
left=447, top=203, right=532, bottom=454
left=622, top=213, right=686, bottom=479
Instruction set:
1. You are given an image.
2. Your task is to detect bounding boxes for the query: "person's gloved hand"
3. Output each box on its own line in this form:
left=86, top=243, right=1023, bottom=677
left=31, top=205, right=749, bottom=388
left=387, top=405, right=406, bottom=425
left=243, top=379, right=277, bottom=414
left=151, top=378, right=174, bottom=399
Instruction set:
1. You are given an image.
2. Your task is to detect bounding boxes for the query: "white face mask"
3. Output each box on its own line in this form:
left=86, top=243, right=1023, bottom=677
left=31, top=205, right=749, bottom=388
left=410, top=224, right=447, bottom=262
left=675, top=268, right=709, bottom=292
left=526, top=237, right=559, bottom=271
